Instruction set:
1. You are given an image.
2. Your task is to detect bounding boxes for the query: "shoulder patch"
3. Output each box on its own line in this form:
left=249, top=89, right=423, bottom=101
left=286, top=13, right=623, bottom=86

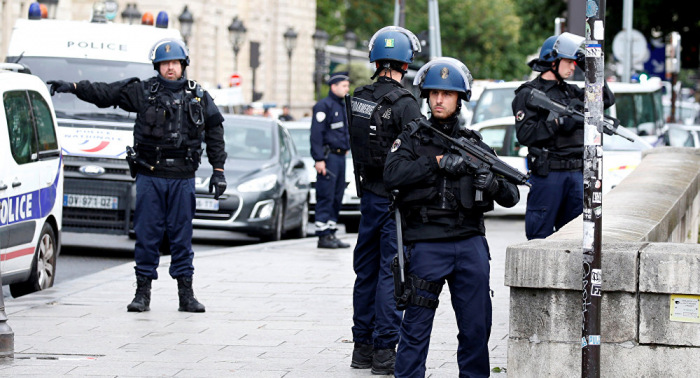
left=516, top=110, right=525, bottom=122
left=390, top=139, right=401, bottom=152
left=316, top=112, right=326, bottom=123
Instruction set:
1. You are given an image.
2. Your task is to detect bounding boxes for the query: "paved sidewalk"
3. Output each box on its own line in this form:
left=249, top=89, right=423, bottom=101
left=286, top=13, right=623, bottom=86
left=1, top=218, right=523, bottom=377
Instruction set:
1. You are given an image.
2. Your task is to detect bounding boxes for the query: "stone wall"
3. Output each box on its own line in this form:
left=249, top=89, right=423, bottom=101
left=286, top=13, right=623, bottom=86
left=505, top=147, right=700, bottom=377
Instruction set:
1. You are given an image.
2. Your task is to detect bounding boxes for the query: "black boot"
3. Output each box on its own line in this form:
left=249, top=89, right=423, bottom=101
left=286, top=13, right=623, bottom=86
left=350, top=342, right=373, bottom=369
left=371, top=348, right=396, bottom=375
left=127, top=275, right=152, bottom=312
left=317, top=234, right=339, bottom=249
left=330, top=233, right=350, bottom=248
left=176, top=276, right=206, bottom=312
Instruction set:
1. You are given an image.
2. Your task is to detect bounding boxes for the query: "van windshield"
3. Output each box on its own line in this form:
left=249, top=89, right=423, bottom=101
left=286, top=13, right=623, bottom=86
left=12, top=56, right=155, bottom=122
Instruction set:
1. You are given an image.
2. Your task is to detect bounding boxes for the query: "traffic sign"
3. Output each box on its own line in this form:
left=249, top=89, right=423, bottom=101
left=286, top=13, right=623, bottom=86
left=612, top=29, right=649, bottom=65
left=229, top=73, right=241, bottom=87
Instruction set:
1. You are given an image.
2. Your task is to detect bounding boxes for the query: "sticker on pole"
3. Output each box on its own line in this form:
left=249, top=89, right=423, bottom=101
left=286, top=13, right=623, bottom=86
left=670, top=295, right=700, bottom=323
left=591, top=268, right=602, bottom=297
left=588, top=335, right=601, bottom=345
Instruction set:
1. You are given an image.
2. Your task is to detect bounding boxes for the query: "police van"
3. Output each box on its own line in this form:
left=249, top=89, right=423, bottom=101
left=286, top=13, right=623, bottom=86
left=0, top=63, right=63, bottom=297
left=5, top=15, right=182, bottom=236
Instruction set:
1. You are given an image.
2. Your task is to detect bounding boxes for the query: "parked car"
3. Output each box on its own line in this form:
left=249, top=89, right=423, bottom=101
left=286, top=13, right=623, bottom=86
left=192, top=115, right=310, bottom=242
left=470, top=115, right=653, bottom=215
left=1, top=63, right=63, bottom=297
left=284, top=120, right=361, bottom=233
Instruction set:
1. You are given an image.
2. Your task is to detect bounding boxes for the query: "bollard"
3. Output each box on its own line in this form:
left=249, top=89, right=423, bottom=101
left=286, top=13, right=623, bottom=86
left=0, top=268, right=14, bottom=358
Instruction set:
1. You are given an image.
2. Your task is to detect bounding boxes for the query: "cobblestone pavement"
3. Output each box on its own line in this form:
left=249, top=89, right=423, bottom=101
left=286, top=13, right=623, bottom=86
left=1, top=217, right=524, bottom=377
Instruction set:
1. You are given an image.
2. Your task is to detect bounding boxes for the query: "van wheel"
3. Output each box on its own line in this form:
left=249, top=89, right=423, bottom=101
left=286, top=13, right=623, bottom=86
left=10, top=223, right=57, bottom=298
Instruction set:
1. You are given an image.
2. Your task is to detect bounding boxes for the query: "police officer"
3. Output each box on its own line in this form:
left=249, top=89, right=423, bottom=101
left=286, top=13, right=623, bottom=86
left=512, top=33, right=614, bottom=240
left=347, top=26, right=422, bottom=375
left=310, top=71, right=351, bottom=248
left=47, top=38, right=227, bottom=313
left=384, top=57, right=520, bottom=378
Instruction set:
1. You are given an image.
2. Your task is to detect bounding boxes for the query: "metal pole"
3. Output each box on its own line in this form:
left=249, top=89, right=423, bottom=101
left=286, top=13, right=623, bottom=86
left=582, top=0, right=606, bottom=376
left=0, top=268, right=15, bottom=358
left=393, top=0, right=405, bottom=27
left=287, top=50, right=293, bottom=108
left=427, top=0, right=442, bottom=59
left=622, top=0, right=633, bottom=83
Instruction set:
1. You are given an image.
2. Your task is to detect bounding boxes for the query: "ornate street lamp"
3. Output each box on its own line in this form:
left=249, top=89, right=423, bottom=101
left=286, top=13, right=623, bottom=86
left=37, top=0, right=58, bottom=19
left=228, top=16, right=247, bottom=72
left=178, top=6, right=194, bottom=45
left=344, top=30, right=357, bottom=77
left=283, top=27, right=298, bottom=108
left=312, top=29, right=329, bottom=100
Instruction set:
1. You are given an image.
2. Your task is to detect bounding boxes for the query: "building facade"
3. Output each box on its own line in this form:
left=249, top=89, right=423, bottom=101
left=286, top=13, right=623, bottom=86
left=0, top=0, right=316, bottom=114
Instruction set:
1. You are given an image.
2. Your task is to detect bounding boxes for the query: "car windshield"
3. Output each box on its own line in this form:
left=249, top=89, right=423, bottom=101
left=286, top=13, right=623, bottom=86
left=219, top=119, right=275, bottom=160
left=288, top=128, right=311, bottom=158
left=11, top=56, right=155, bottom=122
left=472, top=88, right=516, bottom=124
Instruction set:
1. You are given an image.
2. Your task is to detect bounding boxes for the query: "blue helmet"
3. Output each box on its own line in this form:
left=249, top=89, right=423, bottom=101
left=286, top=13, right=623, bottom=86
left=414, top=57, right=473, bottom=101
left=149, top=38, right=190, bottom=70
left=368, top=26, right=421, bottom=64
left=529, top=32, right=585, bottom=72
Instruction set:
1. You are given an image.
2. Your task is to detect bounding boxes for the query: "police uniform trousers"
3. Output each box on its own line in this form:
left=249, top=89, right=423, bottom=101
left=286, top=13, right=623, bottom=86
left=134, top=175, right=196, bottom=279
left=395, top=236, right=492, bottom=378
left=525, top=170, right=583, bottom=240
left=314, top=153, right=346, bottom=236
left=352, top=190, right=402, bottom=349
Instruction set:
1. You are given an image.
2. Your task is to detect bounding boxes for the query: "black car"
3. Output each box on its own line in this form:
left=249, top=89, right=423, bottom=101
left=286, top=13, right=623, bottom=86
left=193, top=115, right=310, bottom=241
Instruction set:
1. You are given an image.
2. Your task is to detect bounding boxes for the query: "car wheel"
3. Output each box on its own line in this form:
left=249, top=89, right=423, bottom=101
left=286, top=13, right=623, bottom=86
left=10, top=223, right=57, bottom=298
left=344, top=218, right=360, bottom=234
left=261, top=200, right=284, bottom=242
left=287, top=200, right=309, bottom=239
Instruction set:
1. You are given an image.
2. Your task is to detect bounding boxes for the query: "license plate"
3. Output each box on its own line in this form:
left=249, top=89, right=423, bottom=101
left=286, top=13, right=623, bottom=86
left=63, top=194, right=118, bottom=209
left=196, top=198, right=220, bottom=211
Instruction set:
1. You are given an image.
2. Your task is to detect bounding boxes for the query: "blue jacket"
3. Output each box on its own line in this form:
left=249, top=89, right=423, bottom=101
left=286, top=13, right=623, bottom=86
left=310, top=90, right=350, bottom=162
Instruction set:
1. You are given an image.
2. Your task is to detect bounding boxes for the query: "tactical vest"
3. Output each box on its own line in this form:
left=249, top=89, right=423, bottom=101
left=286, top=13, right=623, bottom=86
left=527, top=81, right=584, bottom=152
left=400, top=128, right=493, bottom=224
left=349, top=84, right=414, bottom=169
left=133, top=78, right=206, bottom=168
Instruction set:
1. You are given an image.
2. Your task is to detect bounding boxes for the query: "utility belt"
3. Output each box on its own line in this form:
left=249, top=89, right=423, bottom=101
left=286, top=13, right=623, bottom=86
left=549, top=159, right=583, bottom=171
left=126, top=144, right=201, bottom=177
left=528, top=147, right=582, bottom=176
left=329, top=148, right=347, bottom=155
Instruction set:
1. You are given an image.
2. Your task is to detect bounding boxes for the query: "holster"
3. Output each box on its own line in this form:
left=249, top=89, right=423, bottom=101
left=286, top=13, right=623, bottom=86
left=528, top=146, right=549, bottom=177
left=392, top=253, right=412, bottom=311
left=126, top=146, right=138, bottom=178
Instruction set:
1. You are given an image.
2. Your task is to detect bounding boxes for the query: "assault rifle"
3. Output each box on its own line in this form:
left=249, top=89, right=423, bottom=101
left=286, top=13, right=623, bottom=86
left=410, top=118, right=531, bottom=201
left=527, top=88, right=634, bottom=142
left=344, top=94, right=363, bottom=197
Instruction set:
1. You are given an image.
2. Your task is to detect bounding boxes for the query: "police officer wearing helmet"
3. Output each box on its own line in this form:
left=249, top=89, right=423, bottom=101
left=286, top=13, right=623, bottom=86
left=347, top=25, right=422, bottom=375
left=512, top=33, right=614, bottom=240
left=310, top=71, right=351, bottom=248
left=384, top=57, right=519, bottom=378
left=47, top=38, right=227, bottom=313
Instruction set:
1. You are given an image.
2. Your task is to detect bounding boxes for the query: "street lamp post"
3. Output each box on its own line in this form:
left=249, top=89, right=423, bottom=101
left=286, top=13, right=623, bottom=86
left=178, top=6, right=194, bottom=45
left=283, top=27, right=298, bottom=109
left=37, top=0, right=58, bottom=19
left=344, top=30, right=357, bottom=79
left=228, top=16, right=247, bottom=73
left=312, top=29, right=329, bottom=101
left=122, top=3, right=141, bottom=25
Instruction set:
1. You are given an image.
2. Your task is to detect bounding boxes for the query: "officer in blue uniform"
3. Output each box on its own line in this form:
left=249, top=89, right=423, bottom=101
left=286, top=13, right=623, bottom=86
left=347, top=26, right=422, bottom=375
left=384, top=58, right=520, bottom=378
left=512, top=33, right=614, bottom=239
left=310, top=72, right=351, bottom=248
left=48, top=39, right=227, bottom=313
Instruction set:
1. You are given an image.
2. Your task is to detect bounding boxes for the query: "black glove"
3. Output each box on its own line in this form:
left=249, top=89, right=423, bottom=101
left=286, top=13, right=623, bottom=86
left=474, top=167, right=499, bottom=197
left=209, top=171, right=227, bottom=200
left=47, top=80, right=74, bottom=95
left=439, top=154, right=469, bottom=176
left=558, top=115, right=584, bottom=134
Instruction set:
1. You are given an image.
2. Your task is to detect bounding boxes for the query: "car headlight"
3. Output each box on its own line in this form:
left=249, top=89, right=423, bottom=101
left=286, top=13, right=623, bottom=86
left=237, top=174, right=277, bottom=192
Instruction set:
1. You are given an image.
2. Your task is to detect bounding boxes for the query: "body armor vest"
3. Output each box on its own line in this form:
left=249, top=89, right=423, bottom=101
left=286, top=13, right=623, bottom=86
left=133, top=78, right=206, bottom=168
left=400, top=128, right=493, bottom=223
left=528, top=81, right=583, bottom=152
left=349, top=84, right=413, bottom=169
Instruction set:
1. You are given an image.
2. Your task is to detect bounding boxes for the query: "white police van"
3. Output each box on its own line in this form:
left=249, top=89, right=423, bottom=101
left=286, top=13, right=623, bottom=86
left=5, top=15, right=182, bottom=236
left=0, top=63, right=63, bottom=297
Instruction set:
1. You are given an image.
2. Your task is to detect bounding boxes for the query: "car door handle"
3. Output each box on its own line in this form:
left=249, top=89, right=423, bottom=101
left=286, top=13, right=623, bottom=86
left=12, top=181, right=21, bottom=188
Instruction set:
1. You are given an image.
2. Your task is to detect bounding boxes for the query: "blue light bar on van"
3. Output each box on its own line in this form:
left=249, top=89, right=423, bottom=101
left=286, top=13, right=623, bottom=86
left=156, top=11, right=169, bottom=28
left=28, top=2, right=42, bottom=20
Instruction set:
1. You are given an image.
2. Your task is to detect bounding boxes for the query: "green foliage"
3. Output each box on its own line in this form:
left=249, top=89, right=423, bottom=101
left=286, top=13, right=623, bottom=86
left=317, top=62, right=373, bottom=101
